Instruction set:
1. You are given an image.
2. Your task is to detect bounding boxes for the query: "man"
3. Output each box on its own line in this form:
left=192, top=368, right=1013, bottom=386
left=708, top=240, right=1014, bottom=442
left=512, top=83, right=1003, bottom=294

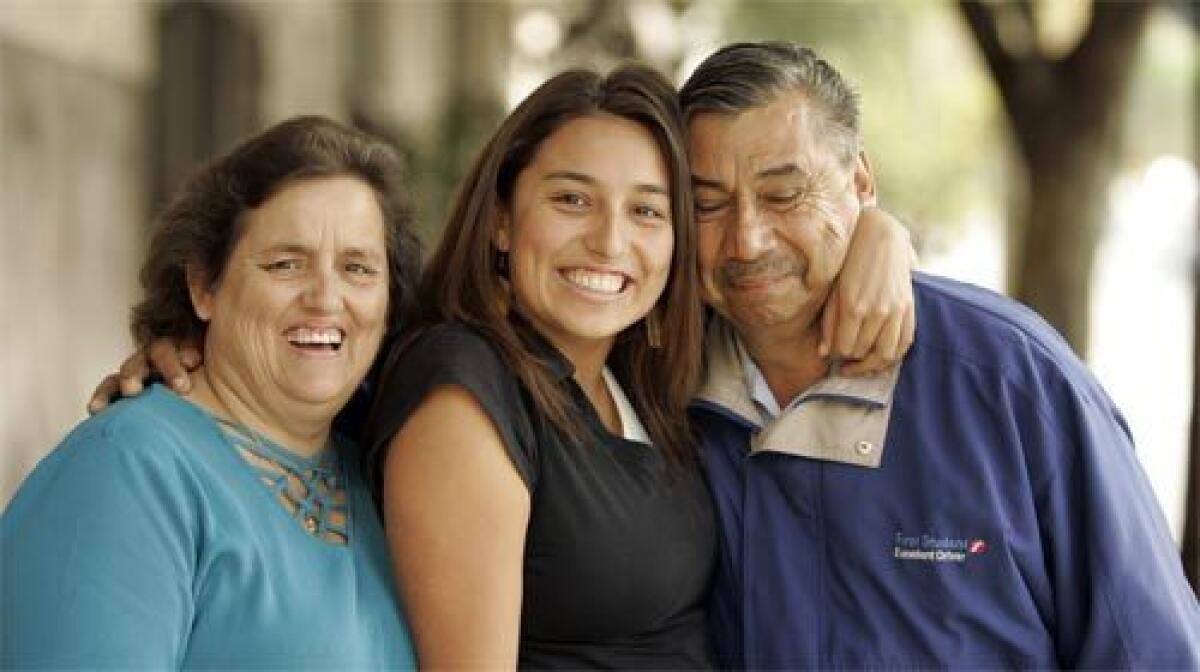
left=680, top=41, right=1200, bottom=669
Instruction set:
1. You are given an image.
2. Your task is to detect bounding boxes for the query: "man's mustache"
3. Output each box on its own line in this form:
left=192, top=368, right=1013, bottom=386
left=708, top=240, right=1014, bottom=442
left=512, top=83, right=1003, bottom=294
left=719, top=255, right=806, bottom=287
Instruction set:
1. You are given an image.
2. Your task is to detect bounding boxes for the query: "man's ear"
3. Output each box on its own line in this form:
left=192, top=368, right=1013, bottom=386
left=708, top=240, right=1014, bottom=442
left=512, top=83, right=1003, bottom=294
left=186, top=266, right=215, bottom=322
left=854, top=149, right=878, bottom=208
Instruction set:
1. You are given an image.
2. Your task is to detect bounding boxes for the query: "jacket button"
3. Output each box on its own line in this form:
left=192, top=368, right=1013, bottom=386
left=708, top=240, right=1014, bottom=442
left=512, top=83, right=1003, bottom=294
left=855, top=440, right=874, bottom=455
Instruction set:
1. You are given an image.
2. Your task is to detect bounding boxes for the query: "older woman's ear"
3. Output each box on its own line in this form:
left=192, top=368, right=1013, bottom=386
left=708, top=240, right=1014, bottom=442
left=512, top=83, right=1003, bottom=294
left=186, top=266, right=214, bottom=322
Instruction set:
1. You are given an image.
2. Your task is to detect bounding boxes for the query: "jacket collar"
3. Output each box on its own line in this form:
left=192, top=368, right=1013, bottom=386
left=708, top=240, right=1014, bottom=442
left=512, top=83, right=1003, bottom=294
left=696, top=317, right=762, bottom=427
left=695, top=316, right=902, bottom=469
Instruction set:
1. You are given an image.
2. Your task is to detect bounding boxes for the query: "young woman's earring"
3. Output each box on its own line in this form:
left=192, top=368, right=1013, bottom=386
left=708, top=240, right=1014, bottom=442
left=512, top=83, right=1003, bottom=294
left=645, top=309, right=662, bottom=349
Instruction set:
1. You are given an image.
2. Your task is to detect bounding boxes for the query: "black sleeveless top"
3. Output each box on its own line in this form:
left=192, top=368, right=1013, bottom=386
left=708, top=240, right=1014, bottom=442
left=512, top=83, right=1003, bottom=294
left=363, top=323, right=716, bottom=670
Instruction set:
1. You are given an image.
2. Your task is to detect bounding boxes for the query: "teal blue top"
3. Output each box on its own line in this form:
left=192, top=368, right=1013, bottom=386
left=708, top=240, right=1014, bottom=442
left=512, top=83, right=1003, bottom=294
left=2, top=384, right=416, bottom=669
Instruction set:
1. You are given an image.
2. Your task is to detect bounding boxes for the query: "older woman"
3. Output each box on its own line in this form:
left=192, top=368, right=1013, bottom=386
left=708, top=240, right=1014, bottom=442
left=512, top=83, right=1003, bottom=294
left=1, top=116, right=420, bottom=669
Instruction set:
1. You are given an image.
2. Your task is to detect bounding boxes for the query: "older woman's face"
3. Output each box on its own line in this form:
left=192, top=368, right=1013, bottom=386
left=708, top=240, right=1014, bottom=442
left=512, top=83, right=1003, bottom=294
left=189, top=176, right=389, bottom=413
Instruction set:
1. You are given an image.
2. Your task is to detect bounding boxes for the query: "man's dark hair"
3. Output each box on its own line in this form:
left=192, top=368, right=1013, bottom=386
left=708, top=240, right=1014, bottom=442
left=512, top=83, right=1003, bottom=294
left=679, top=41, right=862, bottom=163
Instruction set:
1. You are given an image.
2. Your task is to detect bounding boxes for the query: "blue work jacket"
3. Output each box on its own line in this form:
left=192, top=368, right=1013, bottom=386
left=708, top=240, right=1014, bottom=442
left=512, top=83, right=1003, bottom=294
left=693, top=273, right=1200, bottom=669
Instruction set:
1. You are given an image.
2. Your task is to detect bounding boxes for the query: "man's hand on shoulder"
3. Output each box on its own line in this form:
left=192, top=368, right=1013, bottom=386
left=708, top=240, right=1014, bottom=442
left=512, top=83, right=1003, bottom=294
left=820, top=206, right=916, bottom=376
left=87, top=339, right=202, bottom=413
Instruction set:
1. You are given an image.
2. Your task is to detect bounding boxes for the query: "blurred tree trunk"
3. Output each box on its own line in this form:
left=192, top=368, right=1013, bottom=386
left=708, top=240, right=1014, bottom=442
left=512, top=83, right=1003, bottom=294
left=959, top=1, right=1153, bottom=355
left=153, top=2, right=261, bottom=214
left=347, top=0, right=510, bottom=244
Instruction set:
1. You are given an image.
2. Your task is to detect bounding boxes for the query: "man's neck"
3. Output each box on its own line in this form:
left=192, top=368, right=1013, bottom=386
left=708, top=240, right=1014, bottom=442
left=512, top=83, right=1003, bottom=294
left=738, top=323, right=829, bottom=411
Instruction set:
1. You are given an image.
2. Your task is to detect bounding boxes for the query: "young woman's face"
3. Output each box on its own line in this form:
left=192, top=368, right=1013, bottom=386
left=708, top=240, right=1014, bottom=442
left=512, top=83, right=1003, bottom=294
left=499, top=113, right=674, bottom=362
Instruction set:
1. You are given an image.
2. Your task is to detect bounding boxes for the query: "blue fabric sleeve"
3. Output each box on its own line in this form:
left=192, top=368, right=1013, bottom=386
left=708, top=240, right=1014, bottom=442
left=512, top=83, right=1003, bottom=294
left=1032, top=380, right=1200, bottom=668
left=2, top=415, right=198, bottom=668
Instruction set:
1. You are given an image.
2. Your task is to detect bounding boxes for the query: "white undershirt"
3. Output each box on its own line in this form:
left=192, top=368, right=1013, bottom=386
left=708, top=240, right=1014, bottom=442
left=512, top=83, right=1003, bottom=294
left=601, top=367, right=651, bottom=444
left=736, top=336, right=784, bottom=420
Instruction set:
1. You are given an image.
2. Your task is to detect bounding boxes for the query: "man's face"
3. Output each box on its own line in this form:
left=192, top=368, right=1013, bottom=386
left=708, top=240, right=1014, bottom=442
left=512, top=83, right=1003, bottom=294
left=687, top=92, right=875, bottom=338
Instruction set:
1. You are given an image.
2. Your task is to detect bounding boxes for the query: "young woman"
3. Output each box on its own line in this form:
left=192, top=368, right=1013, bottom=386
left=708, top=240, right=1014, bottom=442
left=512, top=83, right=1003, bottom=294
left=365, top=66, right=711, bottom=669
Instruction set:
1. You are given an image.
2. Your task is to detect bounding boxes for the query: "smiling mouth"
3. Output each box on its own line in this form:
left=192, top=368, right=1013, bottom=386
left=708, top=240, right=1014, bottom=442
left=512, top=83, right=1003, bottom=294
left=284, top=326, right=345, bottom=353
left=561, top=268, right=631, bottom=295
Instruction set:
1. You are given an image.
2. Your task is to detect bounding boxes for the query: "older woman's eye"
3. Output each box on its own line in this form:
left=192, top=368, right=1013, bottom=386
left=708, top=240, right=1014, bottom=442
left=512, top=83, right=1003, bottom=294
left=261, top=259, right=302, bottom=273
left=549, top=192, right=589, bottom=209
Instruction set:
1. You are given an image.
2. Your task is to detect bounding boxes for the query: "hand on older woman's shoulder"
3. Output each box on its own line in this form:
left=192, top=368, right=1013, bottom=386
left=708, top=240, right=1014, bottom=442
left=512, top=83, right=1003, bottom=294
left=87, top=338, right=202, bottom=413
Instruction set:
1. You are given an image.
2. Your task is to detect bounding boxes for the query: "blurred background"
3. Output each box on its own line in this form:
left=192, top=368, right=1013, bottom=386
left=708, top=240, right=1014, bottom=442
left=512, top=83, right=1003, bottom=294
left=1, top=0, right=1196, bottom=578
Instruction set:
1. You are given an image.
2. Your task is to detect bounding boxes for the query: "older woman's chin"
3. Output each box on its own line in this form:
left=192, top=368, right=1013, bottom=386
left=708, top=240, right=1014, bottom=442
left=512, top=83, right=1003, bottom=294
left=272, top=359, right=374, bottom=409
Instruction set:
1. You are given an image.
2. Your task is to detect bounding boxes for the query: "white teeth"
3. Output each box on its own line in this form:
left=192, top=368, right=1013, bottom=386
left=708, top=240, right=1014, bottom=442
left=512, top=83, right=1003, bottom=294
left=563, top=269, right=625, bottom=294
left=286, top=327, right=343, bottom=345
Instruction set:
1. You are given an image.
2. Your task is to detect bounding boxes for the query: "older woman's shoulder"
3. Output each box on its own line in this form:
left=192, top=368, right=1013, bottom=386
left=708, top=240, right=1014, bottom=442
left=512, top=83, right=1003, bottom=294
left=5, top=385, right=220, bottom=535
left=48, top=384, right=221, bottom=475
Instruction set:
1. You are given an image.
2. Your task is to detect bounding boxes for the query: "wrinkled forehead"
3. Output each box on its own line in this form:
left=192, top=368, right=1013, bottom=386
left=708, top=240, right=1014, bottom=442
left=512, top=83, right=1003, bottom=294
left=686, top=94, right=841, bottom=182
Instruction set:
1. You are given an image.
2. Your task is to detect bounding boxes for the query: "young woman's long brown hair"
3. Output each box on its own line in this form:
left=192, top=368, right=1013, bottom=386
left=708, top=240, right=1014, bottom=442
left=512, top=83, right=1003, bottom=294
left=384, top=65, right=703, bottom=461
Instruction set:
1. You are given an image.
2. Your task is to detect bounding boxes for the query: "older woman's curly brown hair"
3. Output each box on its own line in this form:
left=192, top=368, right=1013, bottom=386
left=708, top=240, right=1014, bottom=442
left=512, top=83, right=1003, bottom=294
left=131, top=115, right=422, bottom=348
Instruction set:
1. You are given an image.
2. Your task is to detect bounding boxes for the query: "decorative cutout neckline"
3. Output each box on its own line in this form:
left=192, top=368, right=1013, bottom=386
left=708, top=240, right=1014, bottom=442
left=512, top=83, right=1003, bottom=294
left=215, top=418, right=350, bottom=545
